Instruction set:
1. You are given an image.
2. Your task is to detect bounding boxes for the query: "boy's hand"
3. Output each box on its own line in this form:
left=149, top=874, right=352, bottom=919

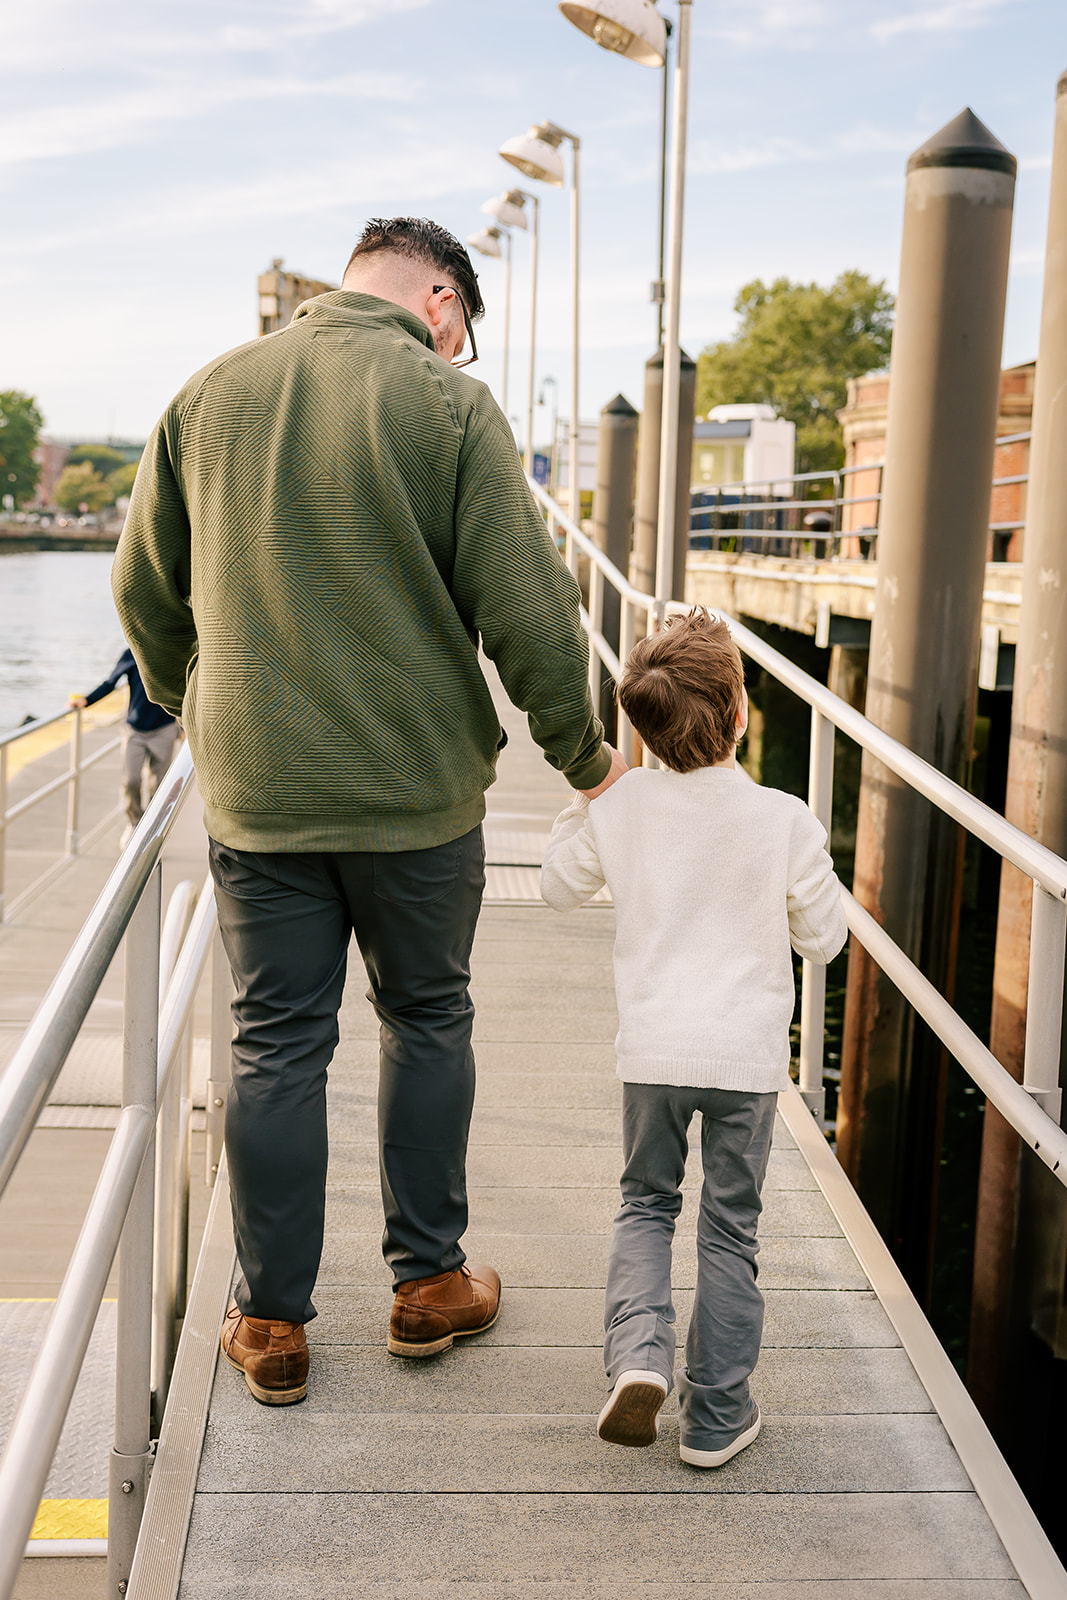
left=68, top=695, right=88, bottom=709
left=579, top=744, right=628, bottom=800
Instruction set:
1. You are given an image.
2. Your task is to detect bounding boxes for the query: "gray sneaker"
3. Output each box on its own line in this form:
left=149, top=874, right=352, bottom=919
left=680, top=1403, right=761, bottom=1468
left=597, top=1369, right=669, bottom=1448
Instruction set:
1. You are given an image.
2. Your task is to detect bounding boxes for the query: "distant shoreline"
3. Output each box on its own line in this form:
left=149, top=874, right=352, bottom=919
left=0, top=529, right=119, bottom=553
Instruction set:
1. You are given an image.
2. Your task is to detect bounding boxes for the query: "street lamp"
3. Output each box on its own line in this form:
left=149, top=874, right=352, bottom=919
left=500, top=120, right=582, bottom=523
left=558, top=0, right=665, bottom=66
left=468, top=225, right=513, bottom=426
left=482, top=189, right=541, bottom=475
left=559, top=0, right=689, bottom=612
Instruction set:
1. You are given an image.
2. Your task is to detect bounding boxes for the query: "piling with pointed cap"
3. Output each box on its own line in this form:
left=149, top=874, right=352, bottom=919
left=969, top=70, right=1067, bottom=1491
left=837, top=109, right=1017, bottom=1295
left=593, top=393, right=639, bottom=733
left=630, top=346, right=696, bottom=608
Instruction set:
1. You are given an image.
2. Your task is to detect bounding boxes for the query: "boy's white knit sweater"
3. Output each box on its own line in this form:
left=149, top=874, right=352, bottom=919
left=540, top=766, right=847, bottom=1094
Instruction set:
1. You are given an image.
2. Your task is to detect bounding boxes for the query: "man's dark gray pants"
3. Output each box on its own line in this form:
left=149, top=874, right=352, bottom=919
left=208, top=828, right=485, bottom=1326
left=604, top=1082, right=777, bottom=1451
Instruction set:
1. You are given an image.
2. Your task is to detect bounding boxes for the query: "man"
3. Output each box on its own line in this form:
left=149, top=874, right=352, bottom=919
left=70, top=647, right=179, bottom=845
left=113, top=217, right=626, bottom=1405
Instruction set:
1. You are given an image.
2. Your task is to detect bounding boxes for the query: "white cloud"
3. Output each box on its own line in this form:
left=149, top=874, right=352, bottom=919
left=700, top=0, right=844, bottom=50
left=0, top=70, right=418, bottom=170
left=870, top=0, right=1022, bottom=41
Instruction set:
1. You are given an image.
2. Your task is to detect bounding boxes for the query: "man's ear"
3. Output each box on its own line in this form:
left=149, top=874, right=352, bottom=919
left=425, top=286, right=453, bottom=330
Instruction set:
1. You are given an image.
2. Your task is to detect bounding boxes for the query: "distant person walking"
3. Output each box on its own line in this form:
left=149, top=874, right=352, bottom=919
left=112, top=216, right=625, bottom=1407
left=542, top=610, right=846, bottom=1469
left=70, top=647, right=179, bottom=845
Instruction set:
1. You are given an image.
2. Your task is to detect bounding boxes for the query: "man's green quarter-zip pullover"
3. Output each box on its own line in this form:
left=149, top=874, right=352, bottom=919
left=113, top=291, right=609, bottom=851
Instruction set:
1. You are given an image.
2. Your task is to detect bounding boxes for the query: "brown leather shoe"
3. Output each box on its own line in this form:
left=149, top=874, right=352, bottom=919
left=388, top=1264, right=501, bottom=1358
left=220, top=1303, right=309, bottom=1405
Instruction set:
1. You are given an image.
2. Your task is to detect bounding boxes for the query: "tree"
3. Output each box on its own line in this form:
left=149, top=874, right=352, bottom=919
left=696, top=271, right=895, bottom=477
left=68, top=443, right=129, bottom=477
left=107, top=462, right=139, bottom=501
left=54, top=461, right=113, bottom=514
left=0, top=390, right=44, bottom=508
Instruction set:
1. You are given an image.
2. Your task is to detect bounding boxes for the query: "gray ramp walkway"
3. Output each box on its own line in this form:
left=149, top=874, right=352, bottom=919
left=164, top=670, right=1039, bottom=1597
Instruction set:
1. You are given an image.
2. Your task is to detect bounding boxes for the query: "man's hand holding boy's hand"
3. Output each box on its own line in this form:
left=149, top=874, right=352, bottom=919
left=579, top=743, right=628, bottom=800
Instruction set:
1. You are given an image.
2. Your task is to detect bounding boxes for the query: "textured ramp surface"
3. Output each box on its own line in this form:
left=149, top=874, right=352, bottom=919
left=173, top=661, right=1029, bottom=1596
left=0, top=1300, right=114, bottom=1502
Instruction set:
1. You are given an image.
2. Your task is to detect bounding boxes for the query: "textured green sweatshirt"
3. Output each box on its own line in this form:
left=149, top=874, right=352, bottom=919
left=112, top=291, right=609, bottom=851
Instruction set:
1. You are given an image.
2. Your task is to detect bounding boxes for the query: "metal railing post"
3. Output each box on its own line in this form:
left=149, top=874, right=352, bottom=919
left=587, top=562, right=604, bottom=709
left=1022, top=887, right=1067, bottom=1123
left=109, top=863, right=161, bottom=1598
left=618, top=596, right=634, bottom=767
left=206, top=925, right=233, bottom=1185
left=151, top=880, right=197, bottom=1424
left=0, top=743, right=7, bottom=924
left=65, top=706, right=83, bottom=857
left=799, top=708, right=835, bottom=1121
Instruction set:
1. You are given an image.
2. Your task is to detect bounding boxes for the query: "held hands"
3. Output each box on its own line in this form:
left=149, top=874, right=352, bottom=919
left=578, top=743, right=629, bottom=801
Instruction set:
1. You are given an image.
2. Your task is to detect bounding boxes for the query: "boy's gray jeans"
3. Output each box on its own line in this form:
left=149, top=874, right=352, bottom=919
left=604, top=1081, right=778, bottom=1451
left=208, top=827, right=485, bottom=1326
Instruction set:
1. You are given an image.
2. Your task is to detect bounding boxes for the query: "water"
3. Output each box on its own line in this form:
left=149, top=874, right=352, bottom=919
left=0, top=551, right=125, bottom=735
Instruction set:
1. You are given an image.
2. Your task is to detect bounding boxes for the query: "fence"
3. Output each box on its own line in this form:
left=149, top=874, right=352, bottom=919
left=0, top=695, right=128, bottom=924
left=530, top=476, right=1067, bottom=1177
left=688, top=429, right=1032, bottom=562
left=0, top=742, right=232, bottom=1599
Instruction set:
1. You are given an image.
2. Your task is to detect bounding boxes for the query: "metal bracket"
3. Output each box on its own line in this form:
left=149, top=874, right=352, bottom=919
left=799, top=1086, right=826, bottom=1126
left=1024, top=1085, right=1063, bottom=1124
left=108, top=1444, right=153, bottom=1595
left=205, top=1080, right=229, bottom=1183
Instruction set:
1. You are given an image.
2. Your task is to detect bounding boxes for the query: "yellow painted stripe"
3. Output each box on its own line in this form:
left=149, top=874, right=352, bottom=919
left=5, top=690, right=127, bottom=781
left=31, top=1500, right=108, bottom=1539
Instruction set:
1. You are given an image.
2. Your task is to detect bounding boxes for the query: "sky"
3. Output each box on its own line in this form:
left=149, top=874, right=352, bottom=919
left=2, top=0, right=1063, bottom=449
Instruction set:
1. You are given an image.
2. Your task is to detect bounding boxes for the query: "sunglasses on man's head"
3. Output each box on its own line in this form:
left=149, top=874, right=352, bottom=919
left=432, top=285, right=478, bottom=368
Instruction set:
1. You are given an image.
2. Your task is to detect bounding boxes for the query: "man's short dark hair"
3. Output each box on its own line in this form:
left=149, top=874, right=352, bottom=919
left=346, top=217, right=484, bottom=320
left=618, top=608, right=745, bottom=772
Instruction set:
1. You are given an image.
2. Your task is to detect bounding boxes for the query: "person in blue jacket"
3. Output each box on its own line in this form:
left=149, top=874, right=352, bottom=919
left=71, top=647, right=180, bottom=843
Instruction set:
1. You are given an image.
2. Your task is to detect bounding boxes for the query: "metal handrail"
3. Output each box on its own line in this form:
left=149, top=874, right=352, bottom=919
left=0, top=741, right=233, bottom=1599
left=0, top=694, right=128, bottom=924
left=529, top=475, right=1067, bottom=1169
left=689, top=428, right=1031, bottom=550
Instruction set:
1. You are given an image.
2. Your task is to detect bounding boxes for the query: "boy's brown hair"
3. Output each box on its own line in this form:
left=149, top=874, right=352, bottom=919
left=618, top=608, right=745, bottom=772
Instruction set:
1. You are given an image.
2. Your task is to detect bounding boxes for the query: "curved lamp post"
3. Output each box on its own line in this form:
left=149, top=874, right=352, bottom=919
left=559, top=0, right=688, bottom=613
left=468, top=225, right=513, bottom=428
left=482, top=190, right=541, bottom=474
left=500, top=121, right=582, bottom=522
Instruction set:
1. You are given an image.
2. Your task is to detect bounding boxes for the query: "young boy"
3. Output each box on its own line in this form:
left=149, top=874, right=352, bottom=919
left=540, top=609, right=847, bottom=1468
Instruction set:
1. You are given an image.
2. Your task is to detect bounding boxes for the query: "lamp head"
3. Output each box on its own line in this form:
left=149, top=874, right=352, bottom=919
left=559, top=0, right=666, bottom=67
left=499, top=123, right=566, bottom=187
left=481, top=190, right=530, bottom=230
left=467, top=226, right=505, bottom=260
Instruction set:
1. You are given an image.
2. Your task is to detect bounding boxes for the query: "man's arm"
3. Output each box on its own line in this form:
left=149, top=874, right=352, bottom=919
left=450, top=392, right=612, bottom=793
left=71, top=647, right=135, bottom=710
left=111, top=413, right=198, bottom=719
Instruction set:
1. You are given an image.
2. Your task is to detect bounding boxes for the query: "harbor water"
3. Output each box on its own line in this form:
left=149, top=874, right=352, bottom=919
left=0, top=551, right=124, bottom=735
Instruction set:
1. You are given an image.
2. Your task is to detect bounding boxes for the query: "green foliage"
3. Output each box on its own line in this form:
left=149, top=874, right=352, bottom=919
left=107, top=462, right=139, bottom=501
left=0, top=390, right=44, bottom=508
left=54, top=460, right=113, bottom=514
left=696, top=271, right=895, bottom=477
left=67, top=443, right=128, bottom=477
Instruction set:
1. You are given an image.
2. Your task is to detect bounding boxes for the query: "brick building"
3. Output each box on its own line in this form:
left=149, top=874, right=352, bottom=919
left=30, top=439, right=70, bottom=508
left=257, top=259, right=337, bottom=335
left=838, top=362, right=1034, bottom=560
